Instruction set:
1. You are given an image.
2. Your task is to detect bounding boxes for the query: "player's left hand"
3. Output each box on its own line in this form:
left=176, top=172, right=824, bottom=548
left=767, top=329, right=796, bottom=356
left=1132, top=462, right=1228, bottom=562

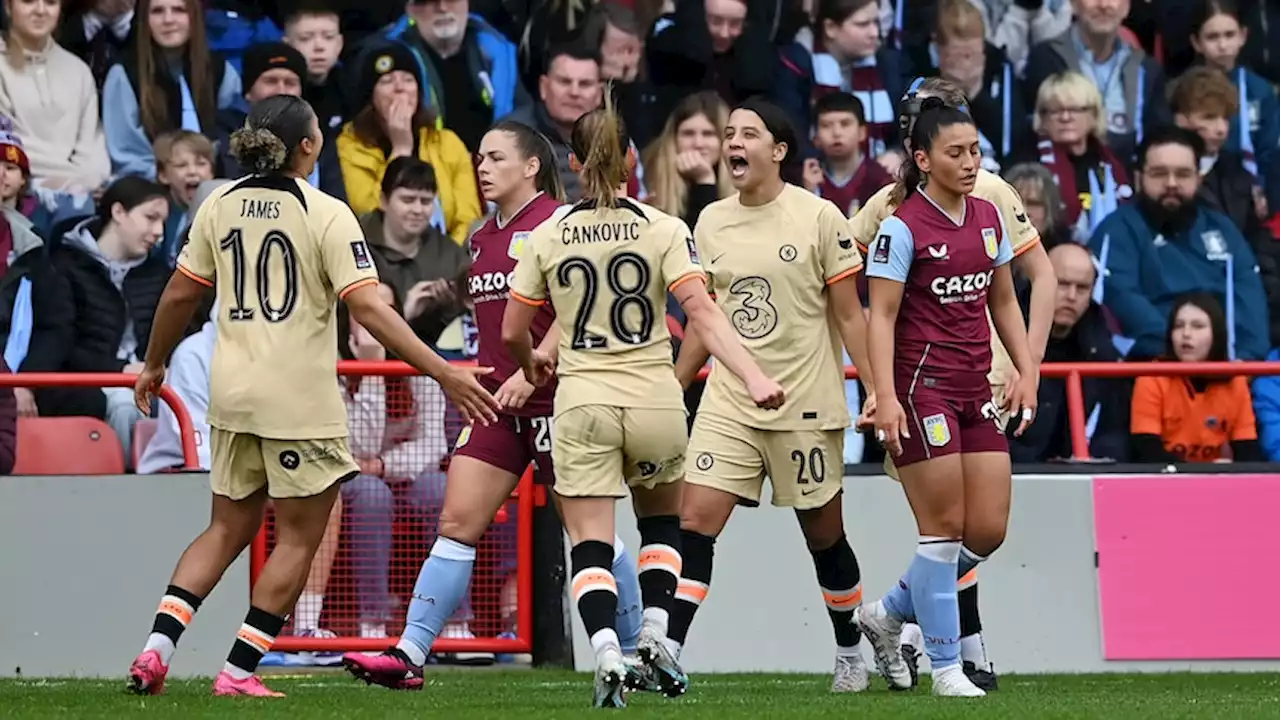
left=133, top=364, right=165, bottom=415
left=1002, top=370, right=1039, bottom=437
left=855, top=391, right=877, bottom=431
left=522, top=349, right=556, bottom=388
left=495, top=370, right=537, bottom=409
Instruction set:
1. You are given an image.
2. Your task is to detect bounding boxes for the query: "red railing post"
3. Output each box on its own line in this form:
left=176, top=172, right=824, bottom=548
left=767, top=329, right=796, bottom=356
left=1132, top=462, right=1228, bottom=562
left=1064, top=370, right=1090, bottom=460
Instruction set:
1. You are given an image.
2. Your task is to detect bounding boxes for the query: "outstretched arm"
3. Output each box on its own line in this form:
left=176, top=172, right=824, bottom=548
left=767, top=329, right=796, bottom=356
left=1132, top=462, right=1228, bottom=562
left=673, top=277, right=783, bottom=409
left=345, top=283, right=500, bottom=424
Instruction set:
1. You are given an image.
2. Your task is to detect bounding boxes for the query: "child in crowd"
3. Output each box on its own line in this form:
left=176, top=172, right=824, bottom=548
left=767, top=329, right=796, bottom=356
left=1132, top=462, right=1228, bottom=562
left=1189, top=0, right=1279, bottom=214
left=804, top=92, right=891, bottom=218
left=152, top=130, right=215, bottom=266
left=283, top=1, right=349, bottom=132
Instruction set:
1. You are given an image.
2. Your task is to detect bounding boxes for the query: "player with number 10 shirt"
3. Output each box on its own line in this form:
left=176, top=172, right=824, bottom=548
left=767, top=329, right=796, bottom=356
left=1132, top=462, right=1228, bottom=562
left=127, top=95, right=497, bottom=698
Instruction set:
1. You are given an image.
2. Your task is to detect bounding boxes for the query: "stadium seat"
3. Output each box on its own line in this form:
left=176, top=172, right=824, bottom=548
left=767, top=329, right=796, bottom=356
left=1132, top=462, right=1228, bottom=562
left=13, top=417, right=126, bottom=475
left=132, top=418, right=159, bottom=470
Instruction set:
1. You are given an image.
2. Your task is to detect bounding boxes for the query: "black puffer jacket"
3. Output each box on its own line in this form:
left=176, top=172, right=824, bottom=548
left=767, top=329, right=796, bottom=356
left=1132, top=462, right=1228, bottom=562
left=22, top=219, right=169, bottom=419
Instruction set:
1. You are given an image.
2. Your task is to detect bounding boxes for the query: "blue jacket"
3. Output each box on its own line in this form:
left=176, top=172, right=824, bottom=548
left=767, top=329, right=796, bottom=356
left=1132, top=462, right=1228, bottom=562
left=204, top=8, right=283, bottom=77
left=1252, top=348, right=1280, bottom=461
left=1089, top=204, right=1270, bottom=361
left=381, top=14, right=528, bottom=125
left=1223, top=65, right=1280, bottom=209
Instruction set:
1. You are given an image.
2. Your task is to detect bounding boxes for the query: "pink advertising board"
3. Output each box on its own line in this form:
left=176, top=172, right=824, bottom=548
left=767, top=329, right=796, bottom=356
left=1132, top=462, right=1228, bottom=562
left=1093, top=474, right=1280, bottom=660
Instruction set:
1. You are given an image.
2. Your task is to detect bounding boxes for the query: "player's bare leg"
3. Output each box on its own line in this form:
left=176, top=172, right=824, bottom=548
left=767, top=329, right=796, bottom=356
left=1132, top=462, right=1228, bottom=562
left=128, top=490, right=267, bottom=695
left=630, top=480, right=689, bottom=698
left=955, top=451, right=1011, bottom=690
left=345, top=456, right=519, bottom=689
left=280, top=496, right=343, bottom=666
left=213, top=482, right=342, bottom=698
left=668, top=484, right=737, bottom=661
left=560, top=494, right=627, bottom=708
left=796, top=492, right=870, bottom=693
left=891, top=456, right=983, bottom=698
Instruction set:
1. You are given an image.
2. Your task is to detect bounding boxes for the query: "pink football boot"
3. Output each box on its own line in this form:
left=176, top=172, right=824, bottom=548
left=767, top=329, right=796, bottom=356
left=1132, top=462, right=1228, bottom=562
left=342, top=649, right=425, bottom=691
left=126, top=649, right=169, bottom=695
left=212, top=671, right=285, bottom=697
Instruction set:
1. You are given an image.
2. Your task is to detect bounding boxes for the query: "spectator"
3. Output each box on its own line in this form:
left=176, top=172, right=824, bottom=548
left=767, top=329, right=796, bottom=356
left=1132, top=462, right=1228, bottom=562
left=375, top=0, right=528, bottom=152
left=1130, top=292, right=1263, bottom=463
left=507, top=44, right=607, bottom=202
left=1027, top=72, right=1132, bottom=243
left=213, top=42, right=347, bottom=200
left=152, top=130, right=213, bottom=266
left=802, top=91, right=891, bottom=218
left=282, top=0, right=351, bottom=131
left=1004, top=162, right=1074, bottom=247
left=1011, top=242, right=1130, bottom=462
left=1147, top=0, right=1280, bottom=94
left=337, top=281, right=453, bottom=640
left=1024, top=0, right=1169, bottom=164
left=363, top=156, right=469, bottom=346
left=582, top=2, right=656, bottom=147
left=1089, top=126, right=1269, bottom=361
left=0, top=128, right=43, bottom=276
left=928, top=0, right=1030, bottom=173
left=102, top=0, right=243, bottom=179
left=0, top=0, right=112, bottom=203
left=1169, top=67, right=1280, bottom=349
left=17, top=176, right=170, bottom=462
left=57, top=0, right=134, bottom=90
left=1188, top=0, right=1279, bottom=212
left=203, top=0, right=282, bottom=76
left=336, top=42, right=480, bottom=242
left=641, top=90, right=732, bottom=227
left=966, top=0, right=1073, bottom=73
left=647, top=0, right=811, bottom=146
left=1251, top=346, right=1280, bottom=462
left=809, top=0, right=910, bottom=158
left=0, top=355, right=13, bottom=474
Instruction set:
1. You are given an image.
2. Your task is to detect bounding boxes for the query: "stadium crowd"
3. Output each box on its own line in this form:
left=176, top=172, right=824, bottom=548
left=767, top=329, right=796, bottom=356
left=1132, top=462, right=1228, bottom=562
left=0, top=0, right=1278, bottom=663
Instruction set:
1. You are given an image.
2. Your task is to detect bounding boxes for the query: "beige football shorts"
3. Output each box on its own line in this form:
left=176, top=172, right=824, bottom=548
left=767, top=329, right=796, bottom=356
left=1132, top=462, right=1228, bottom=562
left=210, top=428, right=359, bottom=500
left=685, top=412, right=844, bottom=510
left=552, top=405, right=688, bottom=498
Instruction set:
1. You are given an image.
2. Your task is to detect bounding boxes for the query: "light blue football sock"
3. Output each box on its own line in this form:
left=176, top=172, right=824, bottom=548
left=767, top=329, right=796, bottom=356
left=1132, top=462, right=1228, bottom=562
left=909, top=537, right=962, bottom=670
left=396, top=537, right=476, bottom=666
left=881, top=543, right=984, bottom=623
left=613, top=536, right=643, bottom=654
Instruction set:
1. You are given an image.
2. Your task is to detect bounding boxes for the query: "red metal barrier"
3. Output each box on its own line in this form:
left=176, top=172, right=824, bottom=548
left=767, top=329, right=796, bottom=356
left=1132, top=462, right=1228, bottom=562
left=0, top=372, right=200, bottom=469
left=254, top=361, right=534, bottom=654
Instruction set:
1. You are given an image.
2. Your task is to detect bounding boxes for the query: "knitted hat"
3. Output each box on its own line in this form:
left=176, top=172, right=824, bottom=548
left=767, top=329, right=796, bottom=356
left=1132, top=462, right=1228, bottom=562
left=0, top=129, right=29, bottom=177
left=241, top=42, right=307, bottom=93
left=359, top=42, right=422, bottom=107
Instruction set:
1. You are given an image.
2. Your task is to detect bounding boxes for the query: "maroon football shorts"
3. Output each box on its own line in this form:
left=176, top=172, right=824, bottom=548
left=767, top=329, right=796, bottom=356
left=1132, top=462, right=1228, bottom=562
left=452, top=412, right=555, bottom=484
left=894, top=389, right=1008, bottom=468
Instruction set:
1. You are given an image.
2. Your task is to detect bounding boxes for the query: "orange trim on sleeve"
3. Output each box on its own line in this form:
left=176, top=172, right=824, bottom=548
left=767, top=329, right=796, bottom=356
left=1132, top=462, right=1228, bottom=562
left=825, top=264, right=862, bottom=285
left=1012, top=233, right=1042, bottom=258
left=338, top=277, right=379, bottom=299
left=509, top=290, right=546, bottom=306
left=667, top=271, right=706, bottom=292
left=176, top=264, right=214, bottom=288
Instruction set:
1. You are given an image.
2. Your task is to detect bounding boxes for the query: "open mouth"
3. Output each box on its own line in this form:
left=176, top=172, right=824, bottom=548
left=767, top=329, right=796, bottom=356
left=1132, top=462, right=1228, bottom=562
left=727, top=155, right=748, bottom=179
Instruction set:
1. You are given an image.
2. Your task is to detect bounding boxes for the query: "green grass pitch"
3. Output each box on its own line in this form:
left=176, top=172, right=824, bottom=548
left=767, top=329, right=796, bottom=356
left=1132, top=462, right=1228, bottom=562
left=5, top=670, right=1280, bottom=719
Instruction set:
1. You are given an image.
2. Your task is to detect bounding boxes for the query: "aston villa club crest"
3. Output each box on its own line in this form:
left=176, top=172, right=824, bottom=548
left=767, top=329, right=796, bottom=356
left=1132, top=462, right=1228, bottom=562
left=981, top=227, right=998, bottom=259
left=508, top=232, right=530, bottom=259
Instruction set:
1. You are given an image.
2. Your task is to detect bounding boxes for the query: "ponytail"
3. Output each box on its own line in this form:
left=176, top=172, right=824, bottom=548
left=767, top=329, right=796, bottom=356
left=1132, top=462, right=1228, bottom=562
left=569, top=82, right=631, bottom=208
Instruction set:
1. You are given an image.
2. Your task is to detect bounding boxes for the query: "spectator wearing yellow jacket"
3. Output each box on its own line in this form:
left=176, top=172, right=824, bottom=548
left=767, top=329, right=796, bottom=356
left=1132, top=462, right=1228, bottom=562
left=337, top=42, right=480, bottom=244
